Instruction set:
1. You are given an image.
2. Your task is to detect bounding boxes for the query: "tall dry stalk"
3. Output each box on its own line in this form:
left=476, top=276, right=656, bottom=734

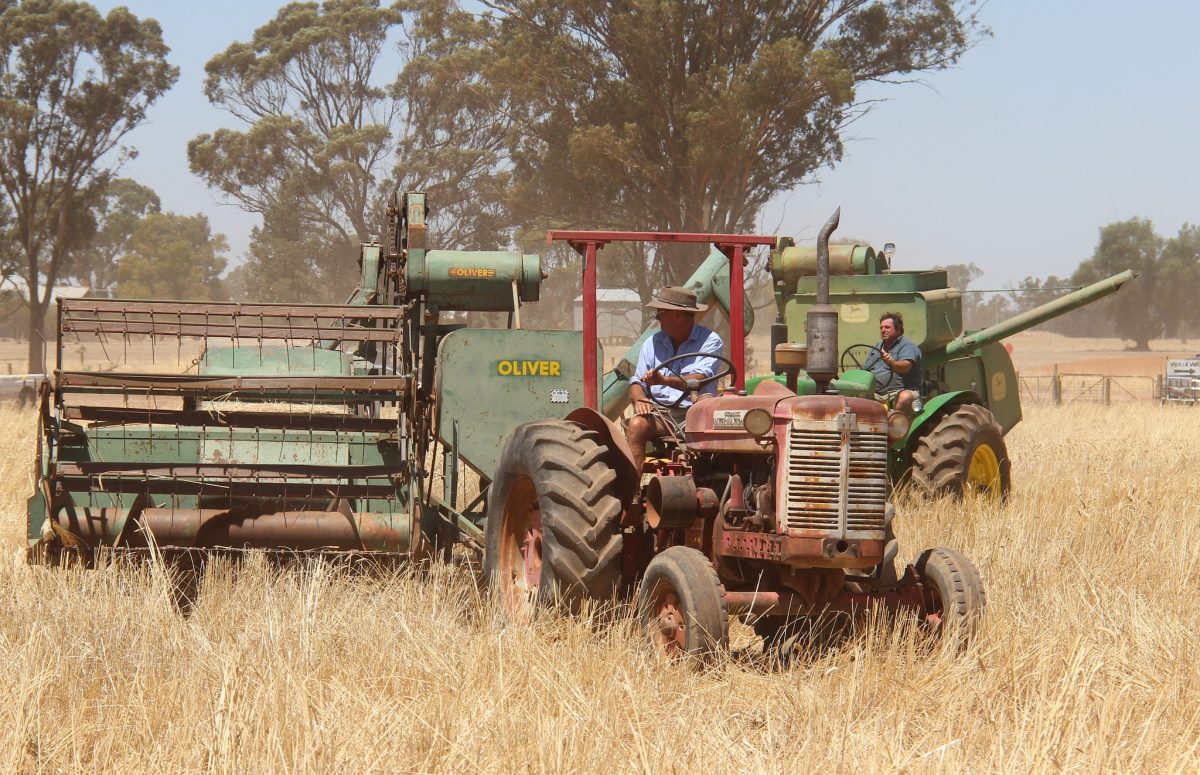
left=0, top=403, right=1197, bottom=773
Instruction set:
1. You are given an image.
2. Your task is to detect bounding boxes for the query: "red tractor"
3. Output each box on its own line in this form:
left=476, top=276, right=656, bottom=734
left=483, top=211, right=986, bottom=660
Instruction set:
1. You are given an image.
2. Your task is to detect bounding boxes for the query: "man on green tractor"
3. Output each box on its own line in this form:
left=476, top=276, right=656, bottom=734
left=626, top=286, right=725, bottom=473
left=864, top=311, right=923, bottom=415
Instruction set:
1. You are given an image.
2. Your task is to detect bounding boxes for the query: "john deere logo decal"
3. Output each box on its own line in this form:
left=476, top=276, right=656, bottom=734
left=497, top=359, right=562, bottom=376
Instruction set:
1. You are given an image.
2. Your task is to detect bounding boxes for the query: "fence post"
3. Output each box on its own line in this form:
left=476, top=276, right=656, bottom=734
left=1102, top=376, right=1110, bottom=405
left=1052, top=363, right=1061, bottom=406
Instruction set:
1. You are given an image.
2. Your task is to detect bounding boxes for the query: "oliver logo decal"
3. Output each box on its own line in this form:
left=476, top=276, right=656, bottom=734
left=497, top=359, right=562, bottom=377
left=449, top=267, right=497, bottom=278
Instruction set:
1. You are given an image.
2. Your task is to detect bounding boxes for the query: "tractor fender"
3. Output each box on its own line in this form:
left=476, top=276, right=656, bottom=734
left=901, top=390, right=981, bottom=450
left=565, top=407, right=640, bottom=502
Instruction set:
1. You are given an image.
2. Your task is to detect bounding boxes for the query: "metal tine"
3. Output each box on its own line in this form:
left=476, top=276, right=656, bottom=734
left=286, top=309, right=293, bottom=371
left=231, top=304, right=239, bottom=368
left=92, top=307, right=112, bottom=364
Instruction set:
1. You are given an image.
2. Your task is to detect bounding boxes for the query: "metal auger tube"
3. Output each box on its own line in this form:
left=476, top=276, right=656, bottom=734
left=937, top=269, right=1139, bottom=362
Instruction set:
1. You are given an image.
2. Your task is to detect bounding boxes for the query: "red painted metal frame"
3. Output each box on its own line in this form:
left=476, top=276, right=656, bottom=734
left=546, top=230, right=776, bottom=409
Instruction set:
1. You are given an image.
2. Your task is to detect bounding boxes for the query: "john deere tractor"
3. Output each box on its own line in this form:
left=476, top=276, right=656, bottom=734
left=758, top=240, right=1135, bottom=499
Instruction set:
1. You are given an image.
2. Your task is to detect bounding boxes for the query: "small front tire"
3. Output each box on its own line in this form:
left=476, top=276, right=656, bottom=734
left=913, top=547, right=986, bottom=646
left=635, top=546, right=728, bottom=661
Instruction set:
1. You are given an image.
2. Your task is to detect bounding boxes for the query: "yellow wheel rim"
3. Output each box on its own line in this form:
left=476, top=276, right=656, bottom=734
left=966, top=444, right=1001, bottom=495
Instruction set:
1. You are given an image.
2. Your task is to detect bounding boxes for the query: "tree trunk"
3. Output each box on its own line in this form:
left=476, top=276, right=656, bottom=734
left=26, top=299, right=49, bottom=374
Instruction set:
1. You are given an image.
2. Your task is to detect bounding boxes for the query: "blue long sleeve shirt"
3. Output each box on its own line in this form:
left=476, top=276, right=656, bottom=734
left=630, top=323, right=724, bottom=406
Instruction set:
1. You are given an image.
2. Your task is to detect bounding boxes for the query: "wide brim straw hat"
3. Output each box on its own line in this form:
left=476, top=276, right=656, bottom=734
left=644, top=285, right=708, bottom=313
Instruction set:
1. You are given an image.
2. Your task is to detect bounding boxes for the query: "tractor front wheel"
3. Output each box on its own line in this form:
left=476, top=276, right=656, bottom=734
left=911, top=404, right=1011, bottom=499
left=484, top=420, right=623, bottom=621
left=635, top=546, right=728, bottom=661
left=913, top=547, right=986, bottom=647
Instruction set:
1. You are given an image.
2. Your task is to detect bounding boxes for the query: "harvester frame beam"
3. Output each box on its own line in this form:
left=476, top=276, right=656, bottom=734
left=546, top=230, right=777, bottom=407
left=58, top=299, right=409, bottom=343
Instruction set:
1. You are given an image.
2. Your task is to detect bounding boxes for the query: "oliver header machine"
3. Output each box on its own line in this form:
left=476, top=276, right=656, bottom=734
left=27, top=192, right=754, bottom=569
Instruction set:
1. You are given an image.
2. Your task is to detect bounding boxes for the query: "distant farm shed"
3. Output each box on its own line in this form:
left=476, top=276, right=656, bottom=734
left=574, top=288, right=644, bottom=344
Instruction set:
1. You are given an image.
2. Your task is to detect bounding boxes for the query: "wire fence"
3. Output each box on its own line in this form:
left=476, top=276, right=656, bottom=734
left=1018, top=374, right=1196, bottom=405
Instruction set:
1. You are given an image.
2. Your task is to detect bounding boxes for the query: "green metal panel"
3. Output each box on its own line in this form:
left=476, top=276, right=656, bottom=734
left=436, top=329, right=602, bottom=476
left=199, top=345, right=363, bottom=376
left=925, top=344, right=1020, bottom=433
left=976, top=342, right=1021, bottom=432
left=904, top=390, right=977, bottom=446
left=744, top=370, right=872, bottom=399
left=781, top=275, right=963, bottom=354
left=26, top=490, right=47, bottom=545
left=772, top=244, right=883, bottom=285
left=407, top=249, right=542, bottom=311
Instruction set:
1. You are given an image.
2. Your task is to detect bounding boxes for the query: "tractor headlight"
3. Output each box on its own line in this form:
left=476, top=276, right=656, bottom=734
left=743, top=408, right=774, bottom=437
left=886, top=410, right=911, bottom=442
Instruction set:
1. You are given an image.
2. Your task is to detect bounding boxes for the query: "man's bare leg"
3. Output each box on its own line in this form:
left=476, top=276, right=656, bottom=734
left=625, top=413, right=674, bottom=474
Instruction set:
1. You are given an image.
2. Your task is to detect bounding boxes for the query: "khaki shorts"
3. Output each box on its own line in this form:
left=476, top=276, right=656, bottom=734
left=623, top=404, right=689, bottom=434
left=875, top=390, right=922, bottom=412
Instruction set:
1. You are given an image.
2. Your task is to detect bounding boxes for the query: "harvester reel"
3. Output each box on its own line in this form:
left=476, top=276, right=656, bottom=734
left=646, top=352, right=737, bottom=408
left=839, top=343, right=891, bottom=390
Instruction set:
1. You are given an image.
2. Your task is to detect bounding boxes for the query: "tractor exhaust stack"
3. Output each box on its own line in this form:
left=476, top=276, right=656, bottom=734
left=806, top=208, right=841, bottom=392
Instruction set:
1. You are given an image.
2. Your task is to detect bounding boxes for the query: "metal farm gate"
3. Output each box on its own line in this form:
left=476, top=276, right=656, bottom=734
left=1018, top=373, right=1159, bottom=405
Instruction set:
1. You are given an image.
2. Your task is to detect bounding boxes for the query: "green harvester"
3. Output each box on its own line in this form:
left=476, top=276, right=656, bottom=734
left=755, top=241, right=1135, bottom=497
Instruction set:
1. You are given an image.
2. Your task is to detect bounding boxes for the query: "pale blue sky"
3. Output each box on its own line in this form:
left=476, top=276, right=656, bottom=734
left=94, top=1, right=1200, bottom=288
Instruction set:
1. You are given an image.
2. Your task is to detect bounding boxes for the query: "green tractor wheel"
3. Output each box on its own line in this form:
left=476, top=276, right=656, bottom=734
left=911, top=404, right=1011, bottom=500
left=484, top=420, right=623, bottom=621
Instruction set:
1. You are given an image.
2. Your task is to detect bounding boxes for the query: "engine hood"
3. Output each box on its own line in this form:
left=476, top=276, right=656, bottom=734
left=684, top=380, right=888, bottom=454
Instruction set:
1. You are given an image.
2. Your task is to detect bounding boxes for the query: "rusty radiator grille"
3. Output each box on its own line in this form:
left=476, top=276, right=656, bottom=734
left=784, top=424, right=888, bottom=536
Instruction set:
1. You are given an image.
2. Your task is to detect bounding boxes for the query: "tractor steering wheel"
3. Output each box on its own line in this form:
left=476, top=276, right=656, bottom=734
left=645, top=352, right=737, bottom=408
left=840, top=343, right=891, bottom=391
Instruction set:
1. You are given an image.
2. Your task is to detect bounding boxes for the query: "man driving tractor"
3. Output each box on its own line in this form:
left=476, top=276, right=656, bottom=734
left=864, top=311, right=923, bottom=414
left=626, top=286, right=723, bottom=473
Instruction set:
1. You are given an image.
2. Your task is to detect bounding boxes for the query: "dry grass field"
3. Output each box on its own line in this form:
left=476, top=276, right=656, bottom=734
left=1, top=399, right=1198, bottom=773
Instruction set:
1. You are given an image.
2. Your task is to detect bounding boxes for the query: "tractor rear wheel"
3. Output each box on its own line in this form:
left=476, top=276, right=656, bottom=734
left=913, top=547, right=986, bottom=647
left=484, top=420, right=623, bottom=621
left=911, top=404, right=1011, bottom=499
left=635, top=546, right=728, bottom=661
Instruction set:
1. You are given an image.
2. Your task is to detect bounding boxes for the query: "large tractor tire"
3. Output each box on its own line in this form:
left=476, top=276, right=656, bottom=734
left=911, top=404, right=1011, bottom=499
left=635, top=546, right=728, bottom=662
left=913, top=547, right=986, bottom=647
left=484, top=420, right=623, bottom=621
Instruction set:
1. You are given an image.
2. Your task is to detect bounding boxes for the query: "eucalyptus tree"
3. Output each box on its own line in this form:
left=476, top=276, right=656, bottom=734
left=116, top=213, right=228, bottom=302
left=481, top=0, right=984, bottom=299
left=1072, top=218, right=1164, bottom=351
left=189, top=0, right=512, bottom=301
left=71, top=178, right=161, bottom=293
left=0, top=0, right=177, bottom=371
